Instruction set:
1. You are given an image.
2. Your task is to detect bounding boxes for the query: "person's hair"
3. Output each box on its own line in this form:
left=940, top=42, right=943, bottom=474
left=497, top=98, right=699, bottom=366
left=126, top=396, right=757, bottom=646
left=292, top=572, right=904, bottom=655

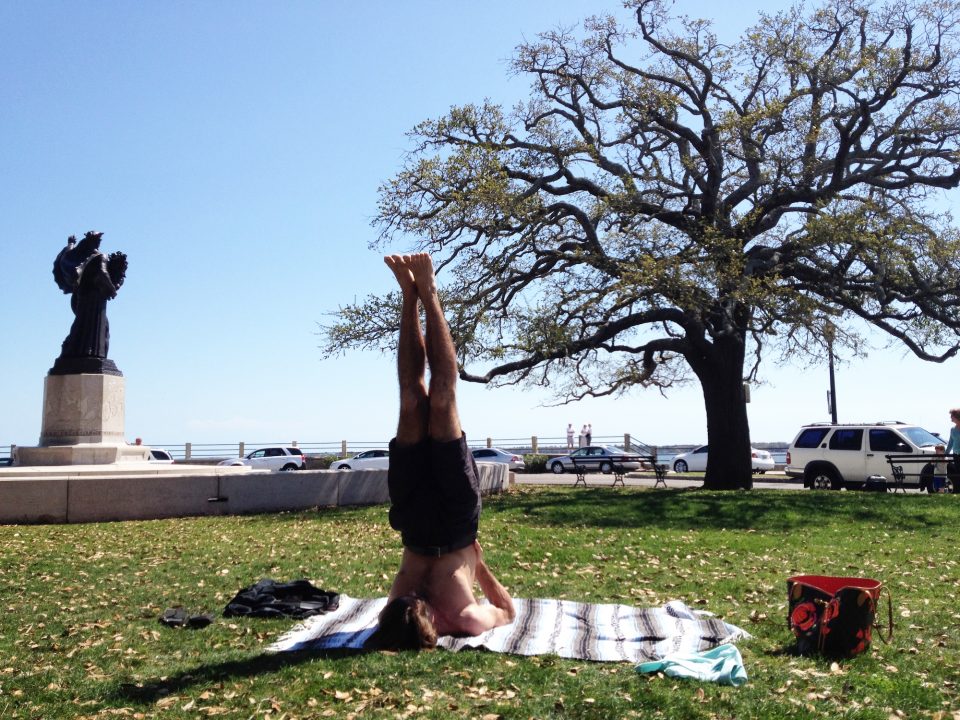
left=951, top=408, right=960, bottom=421
left=365, top=595, right=437, bottom=651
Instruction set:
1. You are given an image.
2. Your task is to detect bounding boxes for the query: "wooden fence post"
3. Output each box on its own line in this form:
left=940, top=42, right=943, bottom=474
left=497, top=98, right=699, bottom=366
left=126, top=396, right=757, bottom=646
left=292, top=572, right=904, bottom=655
left=185, top=442, right=192, bottom=461
left=531, top=436, right=538, bottom=454
left=341, top=440, right=347, bottom=459
left=238, top=442, right=244, bottom=458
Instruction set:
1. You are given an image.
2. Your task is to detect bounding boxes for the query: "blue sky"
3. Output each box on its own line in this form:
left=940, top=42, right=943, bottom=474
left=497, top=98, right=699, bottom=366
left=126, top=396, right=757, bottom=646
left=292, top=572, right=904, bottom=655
left=2, top=0, right=957, bottom=451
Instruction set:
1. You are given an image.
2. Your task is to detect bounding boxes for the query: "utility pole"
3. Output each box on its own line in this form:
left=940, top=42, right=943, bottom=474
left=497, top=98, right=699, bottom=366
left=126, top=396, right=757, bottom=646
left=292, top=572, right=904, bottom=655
left=826, top=324, right=838, bottom=424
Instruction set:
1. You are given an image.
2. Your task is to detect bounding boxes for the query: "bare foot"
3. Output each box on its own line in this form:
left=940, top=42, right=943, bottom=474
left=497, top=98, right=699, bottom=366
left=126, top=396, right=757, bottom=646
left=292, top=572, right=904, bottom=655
left=407, top=252, right=438, bottom=299
left=384, top=254, right=416, bottom=296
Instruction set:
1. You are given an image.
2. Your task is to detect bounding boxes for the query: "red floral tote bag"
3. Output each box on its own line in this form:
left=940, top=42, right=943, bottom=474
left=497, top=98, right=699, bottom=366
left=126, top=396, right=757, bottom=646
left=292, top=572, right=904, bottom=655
left=787, top=575, right=892, bottom=658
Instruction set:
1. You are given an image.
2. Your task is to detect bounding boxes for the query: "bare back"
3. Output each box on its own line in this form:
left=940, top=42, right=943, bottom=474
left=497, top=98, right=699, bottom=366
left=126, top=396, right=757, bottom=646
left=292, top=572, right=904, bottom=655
left=386, top=546, right=483, bottom=636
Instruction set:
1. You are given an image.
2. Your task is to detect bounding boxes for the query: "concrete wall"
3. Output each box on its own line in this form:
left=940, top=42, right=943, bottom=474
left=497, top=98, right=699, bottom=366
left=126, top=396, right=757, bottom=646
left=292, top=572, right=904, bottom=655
left=0, top=463, right=507, bottom=525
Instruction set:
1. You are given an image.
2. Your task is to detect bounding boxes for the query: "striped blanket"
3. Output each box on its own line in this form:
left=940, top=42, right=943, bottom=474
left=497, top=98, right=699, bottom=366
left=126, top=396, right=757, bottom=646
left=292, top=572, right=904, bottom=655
left=267, top=595, right=750, bottom=663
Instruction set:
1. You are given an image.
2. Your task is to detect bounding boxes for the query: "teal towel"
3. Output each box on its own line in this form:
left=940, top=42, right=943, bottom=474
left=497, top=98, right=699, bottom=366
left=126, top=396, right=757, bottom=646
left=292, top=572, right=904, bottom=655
left=636, top=643, right=747, bottom=686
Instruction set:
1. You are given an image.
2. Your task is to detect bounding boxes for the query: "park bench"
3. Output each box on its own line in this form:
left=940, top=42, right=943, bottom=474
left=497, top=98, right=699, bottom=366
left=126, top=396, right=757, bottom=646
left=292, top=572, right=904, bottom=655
left=884, top=453, right=959, bottom=494
left=652, top=463, right=668, bottom=489
left=570, top=454, right=659, bottom=488
left=570, top=455, right=639, bottom=487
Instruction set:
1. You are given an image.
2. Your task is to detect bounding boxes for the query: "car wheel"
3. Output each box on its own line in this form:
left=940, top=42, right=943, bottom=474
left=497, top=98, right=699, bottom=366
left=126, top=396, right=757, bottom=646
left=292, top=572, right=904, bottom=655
left=599, top=461, right=612, bottom=474
left=806, top=467, right=839, bottom=490
left=338, top=464, right=351, bottom=471
left=673, top=460, right=688, bottom=473
left=281, top=463, right=298, bottom=471
left=551, top=461, right=564, bottom=474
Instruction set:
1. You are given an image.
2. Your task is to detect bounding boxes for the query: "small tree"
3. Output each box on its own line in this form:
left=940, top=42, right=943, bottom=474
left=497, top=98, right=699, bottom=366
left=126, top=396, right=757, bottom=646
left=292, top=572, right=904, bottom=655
left=323, top=0, right=960, bottom=489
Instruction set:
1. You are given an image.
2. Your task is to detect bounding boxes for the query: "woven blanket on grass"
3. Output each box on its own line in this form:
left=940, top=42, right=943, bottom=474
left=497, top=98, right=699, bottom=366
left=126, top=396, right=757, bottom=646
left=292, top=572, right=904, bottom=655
left=266, top=595, right=750, bottom=663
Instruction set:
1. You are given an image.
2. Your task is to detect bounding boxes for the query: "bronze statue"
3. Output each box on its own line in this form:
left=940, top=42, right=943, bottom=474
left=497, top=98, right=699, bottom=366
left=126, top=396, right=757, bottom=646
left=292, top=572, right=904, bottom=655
left=50, top=231, right=127, bottom=376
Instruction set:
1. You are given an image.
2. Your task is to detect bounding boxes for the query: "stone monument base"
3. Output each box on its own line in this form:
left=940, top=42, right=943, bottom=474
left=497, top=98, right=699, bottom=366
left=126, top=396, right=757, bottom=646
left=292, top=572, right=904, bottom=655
left=15, top=442, right=150, bottom=466
left=13, top=371, right=144, bottom=467
left=39, top=372, right=126, bottom=446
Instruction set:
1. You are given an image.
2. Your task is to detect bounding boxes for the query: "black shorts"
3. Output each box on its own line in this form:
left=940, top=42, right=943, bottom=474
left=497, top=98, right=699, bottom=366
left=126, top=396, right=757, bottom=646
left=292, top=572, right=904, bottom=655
left=387, top=434, right=482, bottom=556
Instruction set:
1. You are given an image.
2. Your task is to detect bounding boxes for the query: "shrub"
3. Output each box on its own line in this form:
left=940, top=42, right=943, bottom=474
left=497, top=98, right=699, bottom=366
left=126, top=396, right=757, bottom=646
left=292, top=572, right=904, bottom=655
left=307, top=455, right=338, bottom=470
left=524, top=453, right=548, bottom=473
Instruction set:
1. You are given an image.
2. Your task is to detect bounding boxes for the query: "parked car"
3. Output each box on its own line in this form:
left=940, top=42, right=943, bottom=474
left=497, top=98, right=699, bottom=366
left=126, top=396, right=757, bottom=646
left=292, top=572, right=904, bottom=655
left=471, top=447, right=526, bottom=471
left=218, top=446, right=306, bottom=471
left=671, top=445, right=775, bottom=474
left=148, top=448, right=175, bottom=464
left=785, top=422, right=942, bottom=490
left=330, top=449, right=390, bottom=471
left=548, top=446, right=644, bottom=474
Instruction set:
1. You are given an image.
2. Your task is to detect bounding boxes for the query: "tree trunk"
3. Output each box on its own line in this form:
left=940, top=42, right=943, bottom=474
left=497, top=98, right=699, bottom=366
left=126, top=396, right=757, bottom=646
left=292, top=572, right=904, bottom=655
left=689, top=334, right=754, bottom=490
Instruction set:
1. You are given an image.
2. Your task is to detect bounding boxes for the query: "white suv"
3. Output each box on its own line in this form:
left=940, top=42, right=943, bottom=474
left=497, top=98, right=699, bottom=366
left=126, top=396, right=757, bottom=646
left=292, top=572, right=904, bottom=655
left=330, top=449, right=390, bottom=470
left=785, top=422, right=942, bottom=490
left=218, top=446, right=306, bottom=471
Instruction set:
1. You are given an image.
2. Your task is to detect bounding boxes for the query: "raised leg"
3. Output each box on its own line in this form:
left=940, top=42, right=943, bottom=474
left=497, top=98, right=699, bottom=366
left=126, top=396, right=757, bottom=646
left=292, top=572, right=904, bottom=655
left=385, top=255, right=428, bottom=446
left=407, top=253, right=462, bottom=442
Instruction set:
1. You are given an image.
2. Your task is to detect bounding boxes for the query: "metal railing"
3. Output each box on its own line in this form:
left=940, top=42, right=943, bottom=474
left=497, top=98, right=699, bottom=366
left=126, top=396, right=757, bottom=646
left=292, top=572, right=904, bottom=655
left=1, top=433, right=656, bottom=463
left=2, top=436, right=788, bottom=466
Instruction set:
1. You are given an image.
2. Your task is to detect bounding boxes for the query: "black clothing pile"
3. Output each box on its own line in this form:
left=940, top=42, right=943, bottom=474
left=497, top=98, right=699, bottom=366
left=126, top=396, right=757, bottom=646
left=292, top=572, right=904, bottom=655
left=223, top=579, right=340, bottom=619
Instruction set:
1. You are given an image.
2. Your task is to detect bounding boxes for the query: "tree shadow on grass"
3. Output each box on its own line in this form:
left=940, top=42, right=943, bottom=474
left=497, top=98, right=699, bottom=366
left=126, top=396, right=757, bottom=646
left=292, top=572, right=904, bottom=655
left=486, top=487, right=950, bottom=532
left=111, top=648, right=367, bottom=704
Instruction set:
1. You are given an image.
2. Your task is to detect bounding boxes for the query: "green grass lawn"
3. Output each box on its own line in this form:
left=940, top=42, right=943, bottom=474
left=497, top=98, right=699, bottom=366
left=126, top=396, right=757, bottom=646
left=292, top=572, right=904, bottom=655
left=1, top=486, right=958, bottom=719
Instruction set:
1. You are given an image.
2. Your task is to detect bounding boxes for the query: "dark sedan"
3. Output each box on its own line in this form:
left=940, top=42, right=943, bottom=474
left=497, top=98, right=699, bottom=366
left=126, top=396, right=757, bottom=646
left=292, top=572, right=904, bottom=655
left=548, top=446, right=645, bottom=474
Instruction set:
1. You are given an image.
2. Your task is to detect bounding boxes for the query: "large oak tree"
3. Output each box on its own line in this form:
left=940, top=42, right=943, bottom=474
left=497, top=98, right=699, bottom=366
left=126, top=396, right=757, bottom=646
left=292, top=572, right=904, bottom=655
left=323, top=0, right=960, bottom=489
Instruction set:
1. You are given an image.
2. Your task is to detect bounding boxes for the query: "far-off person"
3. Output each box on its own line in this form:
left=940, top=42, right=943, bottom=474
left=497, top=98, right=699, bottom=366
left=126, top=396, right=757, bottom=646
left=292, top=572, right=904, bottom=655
left=566, top=423, right=575, bottom=451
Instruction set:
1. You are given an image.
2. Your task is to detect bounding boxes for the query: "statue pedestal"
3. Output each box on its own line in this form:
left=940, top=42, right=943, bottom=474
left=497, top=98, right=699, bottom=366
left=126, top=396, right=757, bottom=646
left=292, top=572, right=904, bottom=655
left=15, top=442, right=150, bottom=466
left=14, top=373, right=149, bottom=466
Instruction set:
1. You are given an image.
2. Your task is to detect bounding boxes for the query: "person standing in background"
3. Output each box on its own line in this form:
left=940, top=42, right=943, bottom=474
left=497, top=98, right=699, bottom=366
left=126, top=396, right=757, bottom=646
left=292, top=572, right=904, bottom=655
left=586, top=423, right=593, bottom=446
left=566, top=423, right=575, bottom=451
left=579, top=425, right=588, bottom=448
left=945, top=409, right=960, bottom=493
left=932, top=444, right=949, bottom=493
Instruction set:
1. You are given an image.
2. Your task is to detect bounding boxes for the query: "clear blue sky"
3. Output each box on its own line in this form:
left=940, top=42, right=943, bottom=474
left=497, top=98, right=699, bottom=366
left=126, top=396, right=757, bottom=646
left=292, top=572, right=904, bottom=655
left=2, top=0, right=957, bottom=450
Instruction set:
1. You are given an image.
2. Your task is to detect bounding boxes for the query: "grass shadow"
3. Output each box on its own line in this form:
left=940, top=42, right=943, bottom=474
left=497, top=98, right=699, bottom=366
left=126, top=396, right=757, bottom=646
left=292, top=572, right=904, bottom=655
left=111, top=648, right=369, bottom=704
left=487, top=487, right=951, bottom=532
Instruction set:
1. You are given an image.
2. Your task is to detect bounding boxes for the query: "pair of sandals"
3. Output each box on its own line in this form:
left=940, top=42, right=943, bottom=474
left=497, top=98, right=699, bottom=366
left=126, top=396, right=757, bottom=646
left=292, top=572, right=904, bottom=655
left=159, top=607, right=214, bottom=629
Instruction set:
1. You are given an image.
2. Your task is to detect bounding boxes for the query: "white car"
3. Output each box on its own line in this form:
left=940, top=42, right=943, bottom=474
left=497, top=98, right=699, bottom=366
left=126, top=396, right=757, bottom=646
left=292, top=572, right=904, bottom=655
left=671, top=445, right=775, bottom=474
left=218, top=446, right=306, bottom=471
left=148, top=448, right=175, bottom=464
left=330, top=449, right=390, bottom=470
left=471, top=447, right=526, bottom=471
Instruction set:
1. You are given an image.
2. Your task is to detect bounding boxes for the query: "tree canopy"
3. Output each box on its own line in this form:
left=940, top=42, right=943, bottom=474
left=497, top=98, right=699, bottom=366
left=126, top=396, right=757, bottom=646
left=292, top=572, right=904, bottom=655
left=322, top=0, right=960, bottom=489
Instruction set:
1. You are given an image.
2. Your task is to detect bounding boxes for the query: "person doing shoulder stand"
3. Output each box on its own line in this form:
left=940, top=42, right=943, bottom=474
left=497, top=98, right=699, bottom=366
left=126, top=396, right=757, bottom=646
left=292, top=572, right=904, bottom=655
left=366, top=253, right=516, bottom=651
